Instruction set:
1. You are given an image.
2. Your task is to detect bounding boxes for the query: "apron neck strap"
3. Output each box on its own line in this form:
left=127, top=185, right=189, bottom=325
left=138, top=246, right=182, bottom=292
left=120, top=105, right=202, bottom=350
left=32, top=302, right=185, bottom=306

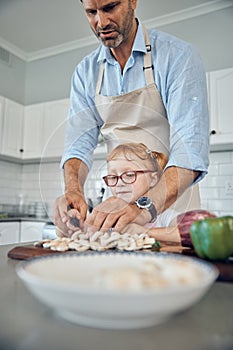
left=142, top=25, right=154, bottom=85
left=96, top=59, right=105, bottom=95
left=96, top=26, right=154, bottom=94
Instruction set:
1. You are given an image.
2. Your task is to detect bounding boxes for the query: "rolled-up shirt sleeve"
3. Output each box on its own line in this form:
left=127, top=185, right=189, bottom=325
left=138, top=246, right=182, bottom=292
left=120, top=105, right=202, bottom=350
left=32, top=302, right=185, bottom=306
left=163, top=45, right=209, bottom=183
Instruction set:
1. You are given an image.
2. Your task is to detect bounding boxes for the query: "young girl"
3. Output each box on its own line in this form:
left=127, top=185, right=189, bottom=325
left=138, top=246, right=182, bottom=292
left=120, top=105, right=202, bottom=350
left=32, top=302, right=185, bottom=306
left=102, top=143, right=181, bottom=243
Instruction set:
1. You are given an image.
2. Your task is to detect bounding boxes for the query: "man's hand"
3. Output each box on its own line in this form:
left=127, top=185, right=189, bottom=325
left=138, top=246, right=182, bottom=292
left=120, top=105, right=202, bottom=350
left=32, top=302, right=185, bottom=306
left=54, top=158, right=89, bottom=237
left=85, top=196, right=151, bottom=233
left=54, top=191, right=88, bottom=237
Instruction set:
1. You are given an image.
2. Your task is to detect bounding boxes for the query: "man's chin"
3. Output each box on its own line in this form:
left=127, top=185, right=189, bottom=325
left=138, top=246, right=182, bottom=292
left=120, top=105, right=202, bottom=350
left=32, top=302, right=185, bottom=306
left=99, top=35, right=123, bottom=48
left=101, top=39, right=118, bottom=48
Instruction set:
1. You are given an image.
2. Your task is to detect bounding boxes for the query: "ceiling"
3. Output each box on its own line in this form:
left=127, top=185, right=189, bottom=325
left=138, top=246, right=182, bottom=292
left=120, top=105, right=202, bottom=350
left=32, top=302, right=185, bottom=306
left=0, top=0, right=232, bottom=60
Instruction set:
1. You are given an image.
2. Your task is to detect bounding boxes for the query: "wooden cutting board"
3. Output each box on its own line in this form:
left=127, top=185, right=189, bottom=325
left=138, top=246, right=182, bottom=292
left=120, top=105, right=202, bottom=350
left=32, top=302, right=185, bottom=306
left=7, top=244, right=233, bottom=282
left=7, top=242, right=193, bottom=259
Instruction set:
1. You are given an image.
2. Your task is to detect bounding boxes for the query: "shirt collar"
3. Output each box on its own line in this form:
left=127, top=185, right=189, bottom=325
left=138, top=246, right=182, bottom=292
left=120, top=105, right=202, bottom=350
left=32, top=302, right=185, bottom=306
left=97, top=19, right=147, bottom=64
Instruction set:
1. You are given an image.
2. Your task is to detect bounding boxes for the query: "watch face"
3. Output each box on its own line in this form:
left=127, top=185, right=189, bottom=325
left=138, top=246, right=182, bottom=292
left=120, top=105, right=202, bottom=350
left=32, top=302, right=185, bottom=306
left=137, top=196, right=151, bottom=208
left=136, top=196, right=157, bottom=223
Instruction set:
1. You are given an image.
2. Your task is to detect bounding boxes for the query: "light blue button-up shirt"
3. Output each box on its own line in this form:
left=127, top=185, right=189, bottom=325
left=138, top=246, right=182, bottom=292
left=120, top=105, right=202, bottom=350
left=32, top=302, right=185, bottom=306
left=62, top=20, right=209, bottom=182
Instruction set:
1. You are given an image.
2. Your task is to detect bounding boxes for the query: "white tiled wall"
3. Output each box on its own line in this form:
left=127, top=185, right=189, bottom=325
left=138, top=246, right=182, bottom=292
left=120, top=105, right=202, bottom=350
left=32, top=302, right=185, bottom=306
left=199, top=150, right=233, bottom=216
left=0, top=160, right=22, bottom=204
left=0, top=156, right=109, bottom=220
left=0, top=150, right=232, bottom=219
left=21, top=162, right=65, bottom=220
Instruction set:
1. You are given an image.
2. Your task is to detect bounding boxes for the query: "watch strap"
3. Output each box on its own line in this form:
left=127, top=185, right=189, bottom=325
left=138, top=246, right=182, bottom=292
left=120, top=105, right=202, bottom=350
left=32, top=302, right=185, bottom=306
left=147, top=202, right=157, bottom=223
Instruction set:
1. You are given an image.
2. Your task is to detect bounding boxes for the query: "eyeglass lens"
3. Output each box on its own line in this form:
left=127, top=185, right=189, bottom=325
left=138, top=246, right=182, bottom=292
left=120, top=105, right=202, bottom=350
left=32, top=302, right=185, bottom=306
left=103, top=170, right=155, bottom=187
left=105, top=171, right=136, bottom=186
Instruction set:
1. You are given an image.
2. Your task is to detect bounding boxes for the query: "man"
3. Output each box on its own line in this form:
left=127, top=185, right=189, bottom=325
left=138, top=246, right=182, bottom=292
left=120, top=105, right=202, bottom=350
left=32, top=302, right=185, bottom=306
left=54, top=0, right=209, bottom=235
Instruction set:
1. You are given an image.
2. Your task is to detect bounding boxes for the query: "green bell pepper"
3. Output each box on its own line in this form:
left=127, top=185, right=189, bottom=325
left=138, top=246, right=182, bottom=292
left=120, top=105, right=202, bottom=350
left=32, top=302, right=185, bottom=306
left=190, top=216, right=233, bottom=260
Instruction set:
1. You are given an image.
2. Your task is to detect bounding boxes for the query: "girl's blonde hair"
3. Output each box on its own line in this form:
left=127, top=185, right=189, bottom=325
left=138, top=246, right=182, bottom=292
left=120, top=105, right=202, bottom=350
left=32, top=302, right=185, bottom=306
left=107, top=143, right=168, bottom=175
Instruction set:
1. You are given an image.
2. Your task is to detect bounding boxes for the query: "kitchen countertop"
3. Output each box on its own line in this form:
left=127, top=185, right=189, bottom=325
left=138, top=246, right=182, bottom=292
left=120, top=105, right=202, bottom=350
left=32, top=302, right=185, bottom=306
left=1, top=243, right=233, bottom=350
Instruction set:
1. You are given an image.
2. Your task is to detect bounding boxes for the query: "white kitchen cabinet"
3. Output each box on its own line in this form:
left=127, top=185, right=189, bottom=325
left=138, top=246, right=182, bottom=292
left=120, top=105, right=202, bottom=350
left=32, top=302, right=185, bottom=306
left=22, top=98, right=69, bottom=160
left=0, top=221, right=46, bottom=245
left=20, top=221, right=45, bottom=243
left=22, top=104, right=44, bottom=159
left=22, top=99, right=69, bottom=160
left=0, top=222, right=20, bottom=245
left=42, top=99, right=69, bottom=158
left=1, top=98, right=24, bottom=158
left=0, top=97, right=70, bottom=161
left=208, top=67, right=233, bottom=150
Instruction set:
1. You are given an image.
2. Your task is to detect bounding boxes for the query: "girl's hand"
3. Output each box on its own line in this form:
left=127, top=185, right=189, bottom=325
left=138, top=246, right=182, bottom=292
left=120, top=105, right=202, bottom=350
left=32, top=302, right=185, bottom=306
left=85, top=196, right=150, bottom=234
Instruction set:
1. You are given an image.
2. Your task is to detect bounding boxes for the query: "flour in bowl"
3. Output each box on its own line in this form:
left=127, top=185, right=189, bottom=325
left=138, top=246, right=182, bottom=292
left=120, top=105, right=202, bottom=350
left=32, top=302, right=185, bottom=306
left=92, top=258, right=203, bottom=292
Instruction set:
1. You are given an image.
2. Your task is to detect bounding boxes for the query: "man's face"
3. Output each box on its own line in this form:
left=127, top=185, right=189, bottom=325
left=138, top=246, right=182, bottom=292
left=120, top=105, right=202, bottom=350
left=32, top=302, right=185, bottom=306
left=81, top=0, right=137, bottom=48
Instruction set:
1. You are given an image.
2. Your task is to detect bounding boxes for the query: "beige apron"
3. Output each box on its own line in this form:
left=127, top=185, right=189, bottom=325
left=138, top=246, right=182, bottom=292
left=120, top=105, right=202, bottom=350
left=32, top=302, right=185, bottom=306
left=95, top=26, right=200, bottom=212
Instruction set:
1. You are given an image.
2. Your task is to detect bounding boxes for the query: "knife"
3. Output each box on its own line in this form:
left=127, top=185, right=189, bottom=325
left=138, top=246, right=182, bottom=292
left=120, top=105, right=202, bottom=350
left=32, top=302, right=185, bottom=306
left=67, top=205, right=80, bottom=228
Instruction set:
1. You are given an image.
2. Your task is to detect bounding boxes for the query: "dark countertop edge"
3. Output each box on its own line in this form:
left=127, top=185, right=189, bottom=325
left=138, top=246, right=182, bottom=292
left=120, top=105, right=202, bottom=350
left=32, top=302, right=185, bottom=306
left=0, top=217, right=52, bottom=223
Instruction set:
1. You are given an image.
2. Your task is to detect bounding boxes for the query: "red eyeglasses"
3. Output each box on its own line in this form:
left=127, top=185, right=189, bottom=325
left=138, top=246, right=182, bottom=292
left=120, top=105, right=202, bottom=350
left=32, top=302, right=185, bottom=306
left=102, top=170, right=156, bottom=187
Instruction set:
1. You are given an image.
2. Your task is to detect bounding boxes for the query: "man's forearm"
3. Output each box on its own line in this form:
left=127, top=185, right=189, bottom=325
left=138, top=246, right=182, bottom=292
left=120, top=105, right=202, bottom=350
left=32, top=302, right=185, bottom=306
left=64, top=158, right=89, bottom=195
left=151, top=166, right=200, bottom=214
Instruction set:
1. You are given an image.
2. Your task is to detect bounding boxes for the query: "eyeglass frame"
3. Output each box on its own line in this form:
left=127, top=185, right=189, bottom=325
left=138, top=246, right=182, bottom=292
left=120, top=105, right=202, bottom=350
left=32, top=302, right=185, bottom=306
left=102, top=170, right=156, bottom=187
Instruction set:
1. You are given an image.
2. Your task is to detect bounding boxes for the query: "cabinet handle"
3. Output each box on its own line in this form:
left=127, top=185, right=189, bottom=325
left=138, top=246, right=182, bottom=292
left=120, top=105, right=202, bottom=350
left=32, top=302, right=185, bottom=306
left=210, top=130, right=216, bottom=136
left=19, top=149, right=24, bottom=153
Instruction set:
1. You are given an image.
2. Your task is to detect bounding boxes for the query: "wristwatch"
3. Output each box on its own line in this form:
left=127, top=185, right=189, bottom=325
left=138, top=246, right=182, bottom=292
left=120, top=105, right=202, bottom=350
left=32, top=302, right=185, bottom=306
left=135, top=196, right=157, bottom=223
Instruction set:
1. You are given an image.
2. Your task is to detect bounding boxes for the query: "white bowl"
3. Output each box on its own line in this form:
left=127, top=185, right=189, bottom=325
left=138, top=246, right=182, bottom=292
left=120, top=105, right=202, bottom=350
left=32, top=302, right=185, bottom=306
left=17, top=252, right=218, bottom=329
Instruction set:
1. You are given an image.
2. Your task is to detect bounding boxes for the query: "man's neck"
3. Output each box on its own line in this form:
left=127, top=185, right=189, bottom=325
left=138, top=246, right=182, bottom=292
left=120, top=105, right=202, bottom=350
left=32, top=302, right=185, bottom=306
left=110, top=19, right=138, bottom=72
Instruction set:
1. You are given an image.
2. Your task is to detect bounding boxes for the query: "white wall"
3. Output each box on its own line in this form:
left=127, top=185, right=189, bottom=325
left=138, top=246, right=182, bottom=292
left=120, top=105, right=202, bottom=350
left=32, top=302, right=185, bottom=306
left=0, top=54, right=25, bottom=104
left=158, top=7, right=233, bottom=72
left=199, top=151, right=233, bottom=216
left=21, top=162, right=64, bottom=220
left=0, top=160, right=22, bottom=204
left=24, top=44, right=98, bottom=104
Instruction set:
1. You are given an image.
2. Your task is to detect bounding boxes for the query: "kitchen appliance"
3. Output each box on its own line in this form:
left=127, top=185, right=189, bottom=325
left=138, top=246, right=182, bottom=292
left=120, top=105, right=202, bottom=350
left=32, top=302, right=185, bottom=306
left=42, top=223, right=57, bottom=240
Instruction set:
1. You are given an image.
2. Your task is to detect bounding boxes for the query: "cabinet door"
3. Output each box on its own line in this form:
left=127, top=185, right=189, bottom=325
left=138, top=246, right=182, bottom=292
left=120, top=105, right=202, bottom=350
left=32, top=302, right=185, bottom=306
left=1, top=99, right=24, bottom=158
left=0, top=96, right=5, bottom=153
left=20, top=221, right=45, bottom=243
left=0, top=222, right=20, bottom=245
left=42, top=99, right=70, bottom=158
left=209, top=68, right=233, bottom=147
left=23, top=104, right=44, bottom=159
